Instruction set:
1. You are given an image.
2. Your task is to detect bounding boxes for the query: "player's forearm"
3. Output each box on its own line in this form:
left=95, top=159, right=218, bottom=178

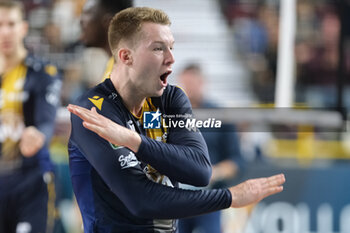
left=120, top=182, right=232, bottom=219
left=136, top=134, right=211, bottom=186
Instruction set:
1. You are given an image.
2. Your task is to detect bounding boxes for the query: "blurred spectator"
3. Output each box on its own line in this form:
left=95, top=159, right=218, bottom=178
left=177, top=64, right=242, bottom=233
left=225, top=0, right=350, bottom=107
left=0, top=1, right=62, bottom=232
left=80, top=0, right=133, bottom=81
left=232, top=3, right=279, bottom=103
left=61, top=62, right=84, bottom=106
left=43, top=22, right=63, bottom=53
left=51, top=0, right=80, bottom=46
left=58, top=0, right=134, bottom=104
left=296, top=4, right=350, bottom=108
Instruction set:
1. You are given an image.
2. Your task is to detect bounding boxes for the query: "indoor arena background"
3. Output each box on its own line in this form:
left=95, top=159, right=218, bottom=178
left=16, top=0, right=350, bottom=232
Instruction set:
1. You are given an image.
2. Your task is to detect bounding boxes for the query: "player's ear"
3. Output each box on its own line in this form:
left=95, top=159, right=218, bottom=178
left=118, top=48, right=133, bottom=65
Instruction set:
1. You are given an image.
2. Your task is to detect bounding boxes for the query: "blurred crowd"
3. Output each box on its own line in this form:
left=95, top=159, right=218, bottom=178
left=219, top=0, right=350, bottom=108
left=22, top=0, right=109, bottom=106
left=19, top=0, right=350, bottom=109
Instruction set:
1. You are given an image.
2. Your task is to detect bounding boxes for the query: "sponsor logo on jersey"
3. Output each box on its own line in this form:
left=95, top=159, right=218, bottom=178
left=118, top=152, right=138, bottom=169
left=143, top=109, right=161, bottom=129
left=88, top=96, right=104, bottom=111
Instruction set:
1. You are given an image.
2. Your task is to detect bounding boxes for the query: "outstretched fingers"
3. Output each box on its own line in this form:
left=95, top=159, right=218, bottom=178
left=262, top=185, right=284, bottom=199
left=229, top=173, right=286, bottom=208
left=68, top=104, right=104, bottom=126
left=82, top=120, right=103, bottom=135
left=266, top=173, right=285, bottom=188
left=261, top=173, right=285, bottom=198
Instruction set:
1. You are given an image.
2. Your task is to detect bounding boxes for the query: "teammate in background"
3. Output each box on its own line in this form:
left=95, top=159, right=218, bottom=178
left=0, top=2, right=62, bottom=233
left=68, top=7, right=285, bottom=232
left=80, top=0, right=133, bottom=80
left=177, top=64, right=242, bottom=233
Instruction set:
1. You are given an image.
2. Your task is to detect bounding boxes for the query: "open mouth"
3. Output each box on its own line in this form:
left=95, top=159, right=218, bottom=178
left=160, top=71, right=172, bottom=85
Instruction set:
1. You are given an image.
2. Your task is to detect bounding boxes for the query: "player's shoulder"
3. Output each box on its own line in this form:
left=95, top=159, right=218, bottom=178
left=24, top=55, right=60, bottom=79
left=159, top=84, right=185, bottom=103
left=74, top=79, right=121, bottom=119
left=149, top=84, right=191, bottom=115
left=163, top=84, right=185, bottom=97
left=162, top=84, right=190, bottom=106
left=75, top=84, right=108, bottom=111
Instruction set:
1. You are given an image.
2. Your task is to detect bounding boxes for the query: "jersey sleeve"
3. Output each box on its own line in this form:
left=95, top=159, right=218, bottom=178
left=69, top=103, right=231, bottom=219
left=136, top=86, right=212, bottom=187
left=34, top=67, right=62, bottom=144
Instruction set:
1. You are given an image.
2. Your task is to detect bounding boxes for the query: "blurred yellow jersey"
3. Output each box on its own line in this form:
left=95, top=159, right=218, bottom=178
left=102, top=57, right=114, bottom=81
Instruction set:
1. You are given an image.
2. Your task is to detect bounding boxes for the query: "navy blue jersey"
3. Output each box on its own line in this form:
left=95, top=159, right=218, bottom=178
left=68, top=79, right=232, bottom=232
left=0, top=55, right=62, bottom=175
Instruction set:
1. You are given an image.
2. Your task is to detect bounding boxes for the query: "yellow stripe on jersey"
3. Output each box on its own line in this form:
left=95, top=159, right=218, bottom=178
left=1, top=63, right=27, bottom=114
left=101, top=57, right=114, bottom=82
left=0, top=63, right=27, bottom=161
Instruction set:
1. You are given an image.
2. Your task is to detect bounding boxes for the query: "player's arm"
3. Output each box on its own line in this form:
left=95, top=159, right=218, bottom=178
left=137, top=86, right=212, bottom=186
left=70, top=112, right=285, bottom=219
left=20, top=68, right=62, bottom=157
left=68, top=87, right=212, bottom=186
left=68, top=102, right=211, bottom=186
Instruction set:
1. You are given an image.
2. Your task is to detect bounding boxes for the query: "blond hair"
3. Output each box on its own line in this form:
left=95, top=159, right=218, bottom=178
left=0, top=1, right=25, bottom=20
left=108, top=7, right=171, bottom=56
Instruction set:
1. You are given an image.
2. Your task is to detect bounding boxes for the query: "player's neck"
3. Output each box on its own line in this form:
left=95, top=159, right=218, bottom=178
left=3, top=47, right=27, bottom=73
left=120, top=87, right=145, bottom=117
left=110, top=71, right=145, bottom=117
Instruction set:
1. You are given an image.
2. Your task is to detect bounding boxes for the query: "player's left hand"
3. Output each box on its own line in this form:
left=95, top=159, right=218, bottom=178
left=67, top=104, right=141, bottom=152
left=229, top=173, right=285, bottom=208
left=20, top=126, right=45, bottom=157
